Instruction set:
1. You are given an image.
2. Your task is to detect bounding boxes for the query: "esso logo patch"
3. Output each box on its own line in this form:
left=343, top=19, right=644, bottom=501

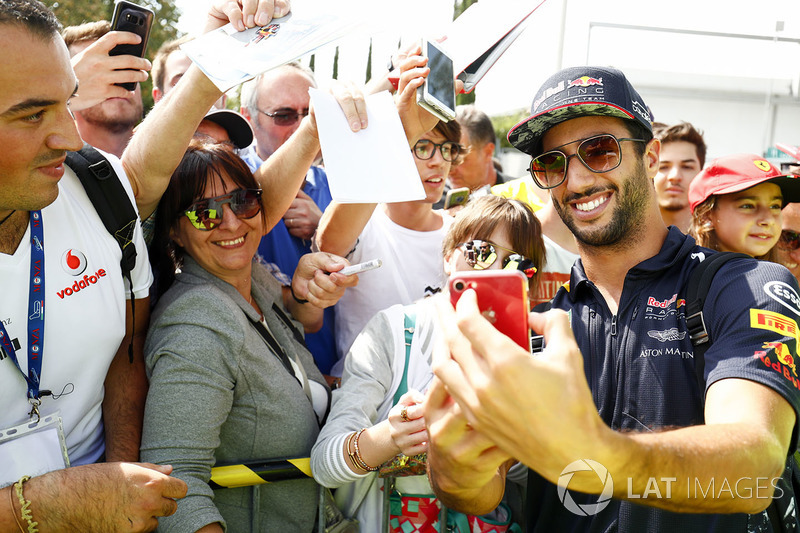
left=764, top=281, right=800, bottom=316
left=61, top=249, right=87, bottom=276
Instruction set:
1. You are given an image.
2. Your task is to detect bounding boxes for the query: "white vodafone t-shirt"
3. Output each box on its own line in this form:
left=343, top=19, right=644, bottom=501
left=0, top=151, right=152, bottom=467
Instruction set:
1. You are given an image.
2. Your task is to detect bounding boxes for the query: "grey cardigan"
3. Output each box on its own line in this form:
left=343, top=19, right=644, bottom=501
left=140, top=256, right=328, bottom=532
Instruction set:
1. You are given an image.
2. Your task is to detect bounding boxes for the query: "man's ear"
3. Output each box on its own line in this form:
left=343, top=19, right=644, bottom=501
left=645, top=138, right=661, bottom=179
left=152, top=87, right=163, bottom=103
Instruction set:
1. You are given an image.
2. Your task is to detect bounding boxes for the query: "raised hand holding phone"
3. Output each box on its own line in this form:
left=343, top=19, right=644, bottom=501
left=109, top=1, right=154, bottom=90
left=416, top=39, right=456, bottom=123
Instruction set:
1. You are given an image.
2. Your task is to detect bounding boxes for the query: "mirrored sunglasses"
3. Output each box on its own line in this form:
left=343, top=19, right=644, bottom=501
left=413, top=139, right=461, bottom=162
left=778, top=230, right=800, bottom=251
left=183, top=188, right=263, bottom=231
left=459, top=240, right=537, bottom=278
left=529, top=134, right=646, bottom=189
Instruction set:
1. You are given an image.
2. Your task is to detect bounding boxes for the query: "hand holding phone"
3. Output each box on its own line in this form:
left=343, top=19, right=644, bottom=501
left=449, top=270, right=531, bottom=352
left=109, top=1, right=154, bottom=90
left=443, top=187, right=470, bottom=210
left=416, top=39, right=456, bottom=123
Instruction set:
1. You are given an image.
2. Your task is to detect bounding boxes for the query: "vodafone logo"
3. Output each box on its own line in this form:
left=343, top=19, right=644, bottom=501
left=61, top=249, right=87, bottom=276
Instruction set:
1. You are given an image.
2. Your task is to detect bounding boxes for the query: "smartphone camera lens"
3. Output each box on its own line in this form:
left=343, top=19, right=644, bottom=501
left=453, top=280, right=466, bottom=292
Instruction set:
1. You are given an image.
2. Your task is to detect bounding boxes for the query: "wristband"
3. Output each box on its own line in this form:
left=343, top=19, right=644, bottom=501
left=290, top=284, right=308, bottom=304
left=13, top=476, right=38, bottom=533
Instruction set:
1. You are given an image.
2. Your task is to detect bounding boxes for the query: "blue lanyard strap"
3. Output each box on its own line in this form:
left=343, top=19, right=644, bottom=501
left=0, top=211, right=45, bottom=419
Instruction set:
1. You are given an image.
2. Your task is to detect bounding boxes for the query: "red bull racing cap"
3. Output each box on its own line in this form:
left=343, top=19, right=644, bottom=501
left=688, top=153, right=800, bottom=212
left=507, top=66, right=653, bottom=157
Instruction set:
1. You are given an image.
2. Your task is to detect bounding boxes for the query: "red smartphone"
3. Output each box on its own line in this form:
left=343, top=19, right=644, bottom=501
left=449, top=270, right=531, bottom=352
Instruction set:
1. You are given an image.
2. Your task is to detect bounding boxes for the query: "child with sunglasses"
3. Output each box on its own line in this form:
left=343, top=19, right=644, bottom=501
left=688, top=153, right=800, bottom=262
left=311, top=195, right=545, bottom=531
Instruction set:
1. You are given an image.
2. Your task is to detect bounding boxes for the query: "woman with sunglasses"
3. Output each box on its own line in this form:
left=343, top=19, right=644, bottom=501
left=140, top=141, right=356, bottom=532
left=688, top=153, right=800, bottom=262
left=315, top=119, right=465, bottom=378
left=311, top=195, right=545, bottom=530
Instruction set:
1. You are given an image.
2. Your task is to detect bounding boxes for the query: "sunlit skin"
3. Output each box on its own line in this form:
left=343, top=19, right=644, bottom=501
left=542, top=116, right=655, bottom=249
left=68, top=39, right=143, bottom=131
left=776, top=202, right=800, bottom=280
left=0, top=29, right=83, bottom=218
left=448, top=130, right=492, bottom=191
left=711, top=182, right=783, bottom=258
left=170, top=173, right=263, bottom=291
left=239, top=67, right=314, bottom=161
left=414, top=131, right=453, bottom=204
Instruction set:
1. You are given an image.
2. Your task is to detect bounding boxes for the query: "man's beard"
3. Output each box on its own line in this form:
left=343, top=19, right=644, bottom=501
left=78, top=100, right=142, bottom=135
left=660, top=197, right=688, bottom=212
left=552, top=159, right=651, bottom=248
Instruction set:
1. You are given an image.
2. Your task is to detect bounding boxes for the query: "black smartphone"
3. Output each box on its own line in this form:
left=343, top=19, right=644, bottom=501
left=109, top=0, right=154, bottom=90
left=416, top=39, right=456, bottom=123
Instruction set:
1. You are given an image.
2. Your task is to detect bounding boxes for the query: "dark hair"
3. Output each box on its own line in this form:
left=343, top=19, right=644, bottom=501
left=442, top=195, right=546, bottom=298
left=652, top=121, right=707, bottom=167
left=623, top=119, right=654, bottom=158
left=426, top=119, right=466, bottom=165
left=151, top=141, right=266, bottom=297
left=457, top=105, right=496, bottom=149
left=0, top=0, right=61, bottom=38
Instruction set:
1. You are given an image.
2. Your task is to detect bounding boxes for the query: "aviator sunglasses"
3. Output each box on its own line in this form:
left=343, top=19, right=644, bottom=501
left=459, top=240, right=537, bottom=278
left=778, top=230, right=800, bottom=252
left=258, top=108, right=309, bottom=126
left=183, top=188, right=263, bottom=231
left=529, top=133, right=647, bottom=189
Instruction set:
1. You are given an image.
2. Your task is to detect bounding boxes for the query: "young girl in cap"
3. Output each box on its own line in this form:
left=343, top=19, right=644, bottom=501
left=688, top=153, right=800, bottom=261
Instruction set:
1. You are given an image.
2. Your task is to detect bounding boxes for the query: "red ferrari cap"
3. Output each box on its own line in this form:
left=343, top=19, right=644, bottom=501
left=688, top=153, right=800, bottom=212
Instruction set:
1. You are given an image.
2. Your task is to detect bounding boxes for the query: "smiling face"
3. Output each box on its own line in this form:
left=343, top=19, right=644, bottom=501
left=414, top=131, right=453, bottom=204
left=170, top=173, right=263, bottom=286
left=0, top=27, right=83, bottom=216
left=542, top=116, right=657, bottom=248
left=710, top=182, right=783, bottom=257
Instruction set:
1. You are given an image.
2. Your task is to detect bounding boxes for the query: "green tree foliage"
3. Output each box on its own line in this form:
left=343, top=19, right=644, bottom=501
left=48, top=0, right=182, bottom=112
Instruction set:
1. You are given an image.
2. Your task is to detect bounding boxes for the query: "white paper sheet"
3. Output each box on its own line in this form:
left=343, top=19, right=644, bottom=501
left=310, top=89, right=425, bottom=204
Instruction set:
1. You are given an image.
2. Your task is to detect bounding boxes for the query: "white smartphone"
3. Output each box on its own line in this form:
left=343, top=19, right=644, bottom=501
left=339, top=259, right=383, bottom=276
left=416, top=39, right=456, bottom=123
